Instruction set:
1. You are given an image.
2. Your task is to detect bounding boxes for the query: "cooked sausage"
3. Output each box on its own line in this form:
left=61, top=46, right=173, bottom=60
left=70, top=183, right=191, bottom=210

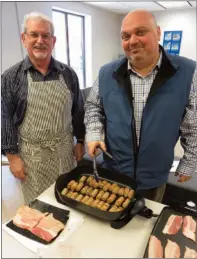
left=102, top=180, right=108, bottom=185
left=85, top=197, right=94, bottom=206
left=79, top=176, right=87, bottom=183
left=90, top=199, right=100, bottom=208
left=101, top=203, right=110, bottom=211
left=90, top=179, right=99, bottom=189
left=81, top=195, right=90, bottom=204
left=61, top=188, right=68, bottom=195
left=112, top=186, right=120, bottom=195
left=87, top=176, right=94, bottom=185
left=124, top=187, right=130, bottom=198
left=96, top=201, right=105, bottom=209
left=70, top=192, right=78, bottom=199
left=103, top=183, right=111, bottom=192
left=115, top=197, right=125, bottom=207
left=76, top=194, right=83, bottom=201
left=101, top=192, right=110, bottom=201
left=128, top=189, right=134, bottom=199
left=76, top=182, right=84, bottom=192
left=70, top=182, right=78, bottom=191
left=107, top=194, right=116, bottom=204
left=118, top=188, right=124, bottom=196
left=67, top=180, right=76, bottom=189
left=66, top=191, right=73, bottom=198
left=109, top=205, right=118, bottom=212
left=116, top=207, right=123, bottom=212
left=110, top=183, right=118, bottom=192
left=97, top=190, right=105, bottom=200
left=98, top=180, right=105, bottom=189
left=122, top=198, right=131, bottom=208
left=81, top=186, right=89, bottom=195
left=91, top=189, right=99, bottom=198
left=86, top=187, right=93, bottom=196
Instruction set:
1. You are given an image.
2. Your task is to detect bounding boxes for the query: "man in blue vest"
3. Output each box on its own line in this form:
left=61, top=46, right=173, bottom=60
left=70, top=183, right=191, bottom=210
left=84, top=10, right=197, bottom=202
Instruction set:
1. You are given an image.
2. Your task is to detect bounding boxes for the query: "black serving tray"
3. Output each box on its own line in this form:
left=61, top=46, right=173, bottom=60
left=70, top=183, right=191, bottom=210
left=143, top=206, right=197, bottom=258
left=6, top=199, right=70, bottom=245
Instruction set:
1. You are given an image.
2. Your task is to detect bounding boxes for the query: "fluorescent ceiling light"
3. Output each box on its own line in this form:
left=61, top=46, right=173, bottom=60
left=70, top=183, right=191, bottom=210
left=157, top=1, right=191, bottom=9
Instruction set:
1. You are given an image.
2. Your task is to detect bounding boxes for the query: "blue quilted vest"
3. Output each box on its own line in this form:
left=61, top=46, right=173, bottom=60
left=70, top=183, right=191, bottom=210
left=99, top=48, right=196, bottom=190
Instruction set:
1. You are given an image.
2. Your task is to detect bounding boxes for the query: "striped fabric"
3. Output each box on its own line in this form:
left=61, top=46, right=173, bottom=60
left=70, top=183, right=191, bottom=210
left=20, top=72, right=76, bottom=205
left=1, top=56, right=85, bottom=155
left=84, top=57, right=197, bottom=176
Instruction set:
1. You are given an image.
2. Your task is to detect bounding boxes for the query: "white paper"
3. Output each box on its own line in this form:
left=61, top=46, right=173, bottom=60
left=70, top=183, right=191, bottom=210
left=170, top=160, right=180, bottom=172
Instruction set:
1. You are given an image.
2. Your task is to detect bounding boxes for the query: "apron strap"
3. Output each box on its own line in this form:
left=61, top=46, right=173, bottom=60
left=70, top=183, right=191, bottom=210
left=27, top=71, right=33, bottom=83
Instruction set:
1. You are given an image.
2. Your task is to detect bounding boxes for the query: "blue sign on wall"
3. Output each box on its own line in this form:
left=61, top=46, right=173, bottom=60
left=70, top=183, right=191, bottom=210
left=163, top=31, right=182, bottom=55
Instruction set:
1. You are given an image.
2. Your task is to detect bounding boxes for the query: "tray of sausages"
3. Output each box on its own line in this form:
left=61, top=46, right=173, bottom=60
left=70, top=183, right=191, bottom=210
left=62, top=175, right=134, bottom=212
left=55, top=165, right=138, bottom=224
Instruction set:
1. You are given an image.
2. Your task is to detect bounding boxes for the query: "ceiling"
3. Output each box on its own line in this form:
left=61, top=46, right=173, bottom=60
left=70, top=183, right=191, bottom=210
left=84, top=1, right=196, bottom=14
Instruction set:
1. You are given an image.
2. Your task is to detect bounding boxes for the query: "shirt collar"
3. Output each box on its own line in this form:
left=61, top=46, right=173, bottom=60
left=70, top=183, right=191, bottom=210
left=128, top=50, right=162, bottom=75
left=23, top=55, right=63, bottom=72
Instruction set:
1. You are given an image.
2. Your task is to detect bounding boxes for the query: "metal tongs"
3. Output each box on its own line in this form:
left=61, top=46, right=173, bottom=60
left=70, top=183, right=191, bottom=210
left=92, top=148, right=115, bottom=182
left=93, top=156, right=99, bottom=182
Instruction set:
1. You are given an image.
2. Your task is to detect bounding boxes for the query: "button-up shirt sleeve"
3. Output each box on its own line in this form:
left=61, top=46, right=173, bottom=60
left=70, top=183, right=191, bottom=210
left=177, top=68, right=197, bottom=176
left=84, top=78, right=105, bottom=142
left=1, top=73, right=19, bottom=155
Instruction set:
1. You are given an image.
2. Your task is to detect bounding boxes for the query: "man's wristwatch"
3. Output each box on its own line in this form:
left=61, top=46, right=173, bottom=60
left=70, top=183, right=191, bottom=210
left=77, top=139, right=84, bottom=144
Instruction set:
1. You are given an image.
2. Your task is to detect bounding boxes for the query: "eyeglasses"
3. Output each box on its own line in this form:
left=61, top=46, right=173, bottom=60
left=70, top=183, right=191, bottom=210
left=25, top=32, right=53, bottom=41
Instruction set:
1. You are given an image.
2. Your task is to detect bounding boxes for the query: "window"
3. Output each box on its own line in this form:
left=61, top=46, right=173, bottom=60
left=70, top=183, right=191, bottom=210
left=52, top=10, right=86, bottom=89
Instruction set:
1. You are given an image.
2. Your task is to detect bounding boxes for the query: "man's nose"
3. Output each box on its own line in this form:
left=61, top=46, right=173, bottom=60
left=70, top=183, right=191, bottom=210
left=129, top=34, right=139, bottom=45
left=36, top=35, right=45, bottom=43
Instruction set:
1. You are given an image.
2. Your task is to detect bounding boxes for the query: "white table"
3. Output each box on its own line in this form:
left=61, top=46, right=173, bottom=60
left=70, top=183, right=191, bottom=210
left=2, top=185, right=166, bottom=258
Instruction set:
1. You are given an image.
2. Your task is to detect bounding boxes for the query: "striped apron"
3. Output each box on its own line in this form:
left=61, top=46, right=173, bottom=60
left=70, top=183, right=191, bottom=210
left=19, top=71, right=76, bottom=205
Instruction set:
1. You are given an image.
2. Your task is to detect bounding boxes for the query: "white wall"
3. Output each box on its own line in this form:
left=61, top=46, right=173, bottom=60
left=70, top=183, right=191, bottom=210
left=154, top=8, right=196, bottom=61
left=1, top=1, right=121, bottom=85
left=1, top=2, right=23, bottom=72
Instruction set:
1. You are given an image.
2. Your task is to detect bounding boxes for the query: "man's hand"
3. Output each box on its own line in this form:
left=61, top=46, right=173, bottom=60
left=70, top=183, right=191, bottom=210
left=87, top=141, right=106, bottom=157
left=6, top=154, right=26, bottom=180
left=74, top=143, right=85, bottom=162
left=175, top=172, right=192, bottom=183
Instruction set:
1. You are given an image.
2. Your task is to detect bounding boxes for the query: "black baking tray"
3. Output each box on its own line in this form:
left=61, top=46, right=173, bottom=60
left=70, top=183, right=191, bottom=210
left=6, top=199, right=70, bottom=245
left=143, top=206, right=197, bottom=258
left=55, top=165, right=139, bottom=225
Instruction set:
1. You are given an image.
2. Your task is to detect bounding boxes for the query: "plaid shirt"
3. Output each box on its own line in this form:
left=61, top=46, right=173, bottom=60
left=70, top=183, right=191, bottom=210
left=84, top=55, right=197, bottom=176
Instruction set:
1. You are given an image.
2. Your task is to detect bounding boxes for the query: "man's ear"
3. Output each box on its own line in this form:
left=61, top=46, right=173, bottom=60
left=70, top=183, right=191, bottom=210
left=157, top=26, right=161, bottom=41
left=52, top=36, right=56, bottom=48
left=21, top=32, right=27, bottom=47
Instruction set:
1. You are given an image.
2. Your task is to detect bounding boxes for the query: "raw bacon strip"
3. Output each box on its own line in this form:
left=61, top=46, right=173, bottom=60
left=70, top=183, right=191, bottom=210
left=13, top=205, right=48, bottom=230
left=162, top=215, right=183, bottom=235
left=165, top=239, right=180, bottom=258
left=148, top=235, right=163, bottom=258
left=31, top=213, right=65, bottom=242
left=182, top=216, right=196, bottom=242
left=184, top=247, right=197, bottom=258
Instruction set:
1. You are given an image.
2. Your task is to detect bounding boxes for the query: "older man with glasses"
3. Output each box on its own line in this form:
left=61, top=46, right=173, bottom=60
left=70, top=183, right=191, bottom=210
left=1, top=12, right=85, bottom=204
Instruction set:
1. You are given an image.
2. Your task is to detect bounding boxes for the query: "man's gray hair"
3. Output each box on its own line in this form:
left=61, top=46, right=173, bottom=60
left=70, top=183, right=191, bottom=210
left=22, top=12, right=55, bottom=35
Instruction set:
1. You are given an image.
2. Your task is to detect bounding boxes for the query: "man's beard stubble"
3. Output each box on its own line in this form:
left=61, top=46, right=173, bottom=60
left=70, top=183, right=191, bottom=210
left=33, top=51, right=48, bottom=60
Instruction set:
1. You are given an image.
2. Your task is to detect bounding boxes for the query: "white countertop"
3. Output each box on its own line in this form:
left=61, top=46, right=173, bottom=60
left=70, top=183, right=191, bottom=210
left=2, top=185, right=166, bottom=258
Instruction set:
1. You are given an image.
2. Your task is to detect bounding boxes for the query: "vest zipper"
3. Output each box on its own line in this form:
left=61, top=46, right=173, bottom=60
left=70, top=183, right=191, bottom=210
left=129, top=78, right=138, bottom=180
